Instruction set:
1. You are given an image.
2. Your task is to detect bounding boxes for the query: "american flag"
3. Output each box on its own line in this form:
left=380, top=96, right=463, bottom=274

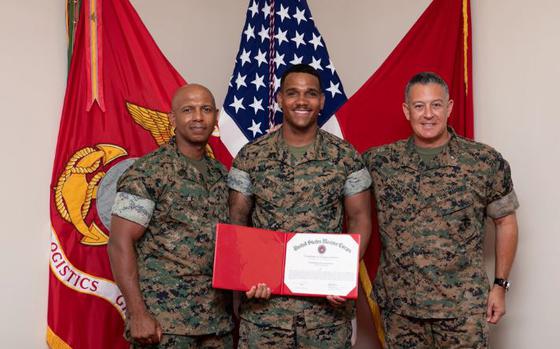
left=218, top=0, right=348, bottom=157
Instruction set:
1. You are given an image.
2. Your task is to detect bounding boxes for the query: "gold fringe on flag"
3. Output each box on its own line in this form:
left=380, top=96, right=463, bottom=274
left=46, top=326, right=73, bottom=349
left=359, top=260, right=385, bottom=347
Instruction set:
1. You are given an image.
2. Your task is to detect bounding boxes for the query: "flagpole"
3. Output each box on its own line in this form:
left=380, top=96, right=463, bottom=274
left=66, top=0, right=82, bottom=72
left=267, top=0, right=276, bottom=130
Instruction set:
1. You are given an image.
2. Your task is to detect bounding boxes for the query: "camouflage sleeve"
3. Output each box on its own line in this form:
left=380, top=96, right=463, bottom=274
left=487, top=190, right=519, bottom=219
left=361, top=147, right=378, bottom=173
left=111, top=192, right=155, bottom=227
left=113, top=158, right=160, bottom=226
left=228, top=145, right=253, bottom=195
left=227, top=167, right=252, bottom=196
left=116, top=160, right=154, bottom=200
left=486, top=152, right=519, bottom=219
left=342, top=146, right=371, bottom=196
left=345, top=143, right=367, bottom=172
left=231, top=144, right=250, bottom=171
left=344, top=167, right=372, bottom=196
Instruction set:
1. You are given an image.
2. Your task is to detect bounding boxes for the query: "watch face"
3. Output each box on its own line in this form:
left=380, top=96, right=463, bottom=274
left=495, top=278, right=510, bottom=291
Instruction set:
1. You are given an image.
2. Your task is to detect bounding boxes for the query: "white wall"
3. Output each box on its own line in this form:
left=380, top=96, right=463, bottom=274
left=0, top=1, right=66, bottom=348
left=1, top=0, right=558, bottom=348
left=473, top=0, right=560, bottom=347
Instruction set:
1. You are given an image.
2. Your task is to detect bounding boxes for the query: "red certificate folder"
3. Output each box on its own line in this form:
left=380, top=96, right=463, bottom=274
left=212, top=223, right=360, bottom=299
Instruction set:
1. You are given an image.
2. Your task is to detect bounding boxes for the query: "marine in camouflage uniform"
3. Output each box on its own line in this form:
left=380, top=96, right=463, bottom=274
left=363, top=72, right=519, bottom=348
left=228, top=64, right=372, bottom=349
left=229, top=128, right=371, bottom=349
left=109, top=84, right=233, bottom=348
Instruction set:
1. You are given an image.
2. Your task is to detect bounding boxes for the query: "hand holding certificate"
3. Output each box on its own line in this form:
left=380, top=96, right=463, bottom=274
left=212, top=224, right=361, bottom=299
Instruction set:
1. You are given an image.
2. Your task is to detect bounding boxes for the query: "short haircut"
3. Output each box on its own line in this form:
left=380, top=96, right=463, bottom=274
left=280, top=64, right=322, bottom=92
left=404, top=71, right=449, bottom=103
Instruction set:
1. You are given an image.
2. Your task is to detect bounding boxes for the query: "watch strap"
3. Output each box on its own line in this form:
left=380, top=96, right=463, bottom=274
left=494, top=278, right=510, bottom=291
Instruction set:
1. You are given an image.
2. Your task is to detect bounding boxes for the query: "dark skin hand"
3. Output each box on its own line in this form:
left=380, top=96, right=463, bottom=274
left=246, top=283, right=272, bottom=299
left=108, top=215, right=162, bottom=345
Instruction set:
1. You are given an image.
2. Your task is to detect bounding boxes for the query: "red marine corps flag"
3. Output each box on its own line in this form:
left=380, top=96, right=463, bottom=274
left=335, top=0, right=474, bottom=345
left=47, top=1, right=229, bottom=348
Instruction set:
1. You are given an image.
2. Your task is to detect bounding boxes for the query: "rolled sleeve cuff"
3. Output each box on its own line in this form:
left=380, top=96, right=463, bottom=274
left=227, top=167, right=253, bottom=196
left=344, top=167, right=372, bottom=197
left=487, top=190, right=520, bottom=219
left=111, top=192, right=155, bottom=227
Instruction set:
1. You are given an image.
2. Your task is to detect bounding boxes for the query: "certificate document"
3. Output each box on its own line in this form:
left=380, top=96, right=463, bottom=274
left=212, top=224, right=360, bottom=299
left=284, top=234, right=359, bottom=297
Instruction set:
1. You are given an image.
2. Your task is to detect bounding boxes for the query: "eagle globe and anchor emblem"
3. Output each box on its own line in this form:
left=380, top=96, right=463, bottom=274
left=54, top=102, right=217, bottom=246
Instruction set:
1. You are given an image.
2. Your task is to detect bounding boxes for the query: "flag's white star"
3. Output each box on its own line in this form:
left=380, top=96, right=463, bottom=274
left=277, top=4, right=291, bottom=22
left=273, top=74, right=281, bottom=91
left=248, top=1, right=259, bottom=18
left=258, top=25, right=269, bottom=43
left=293, top=7, right=307, bottom=25
left=248, top=119, right=263, bottom=137
left=235, top=73, right=247, bottom=89
left=291, top=31, right=306, bottom=49
left=262, top=2, right=271, bottom=19
left=228, top=75, right=233, bottom=87
left=273, top=101, right=282, bottom=113
left=249, top=97, right=264, bottom=115
left=326, top=81, right=342, bottom=98
left=326, top=60, right=336, bottom=75
left=290, top=54, right=303, bottom=65
left=309, top=56, right=323, bottom=71
left=244, top=24, right=255, bottom=41
left=251, top=73, right=266, bottom=91
left=274, top=53, right=286, bottom=68
left=276, top=28, right=289, bottom=46
left=239, top=49, right=251, bottom=66
left=254, top=49, right=267, bottom=67
left=309, top=33, right=323, bottom=50
left=229, top=96, right=245, bottom=113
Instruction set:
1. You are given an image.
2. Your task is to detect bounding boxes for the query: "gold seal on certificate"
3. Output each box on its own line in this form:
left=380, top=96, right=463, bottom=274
left=284, top=233, right=360, bottom=297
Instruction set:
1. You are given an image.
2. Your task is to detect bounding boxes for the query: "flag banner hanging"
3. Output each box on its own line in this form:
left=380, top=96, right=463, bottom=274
left=335, top=0, right=473, bottom=345
left=47, top=0, right=232, bottom=347
left=219, top=0, right=348, bottom=160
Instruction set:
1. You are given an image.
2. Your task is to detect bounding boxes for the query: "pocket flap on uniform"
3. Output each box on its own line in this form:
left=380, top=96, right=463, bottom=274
left=303, top=305, right=348, bottom=330
left=436, top=191, right=473, bottom=216
left=439, top=200, right=472, bottom=216
left=168, top=201, right=207, bottom=231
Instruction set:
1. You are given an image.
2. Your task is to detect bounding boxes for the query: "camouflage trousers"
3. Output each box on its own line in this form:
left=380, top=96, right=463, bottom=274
left=380, top=308, right=488, bottom=349
left=238, top=315, right=352, bottom=349
left=130, top=332, right=233, bottom=349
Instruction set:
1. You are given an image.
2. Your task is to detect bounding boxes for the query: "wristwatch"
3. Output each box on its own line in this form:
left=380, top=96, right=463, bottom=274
left=494, top=278, right=511, bottom=291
